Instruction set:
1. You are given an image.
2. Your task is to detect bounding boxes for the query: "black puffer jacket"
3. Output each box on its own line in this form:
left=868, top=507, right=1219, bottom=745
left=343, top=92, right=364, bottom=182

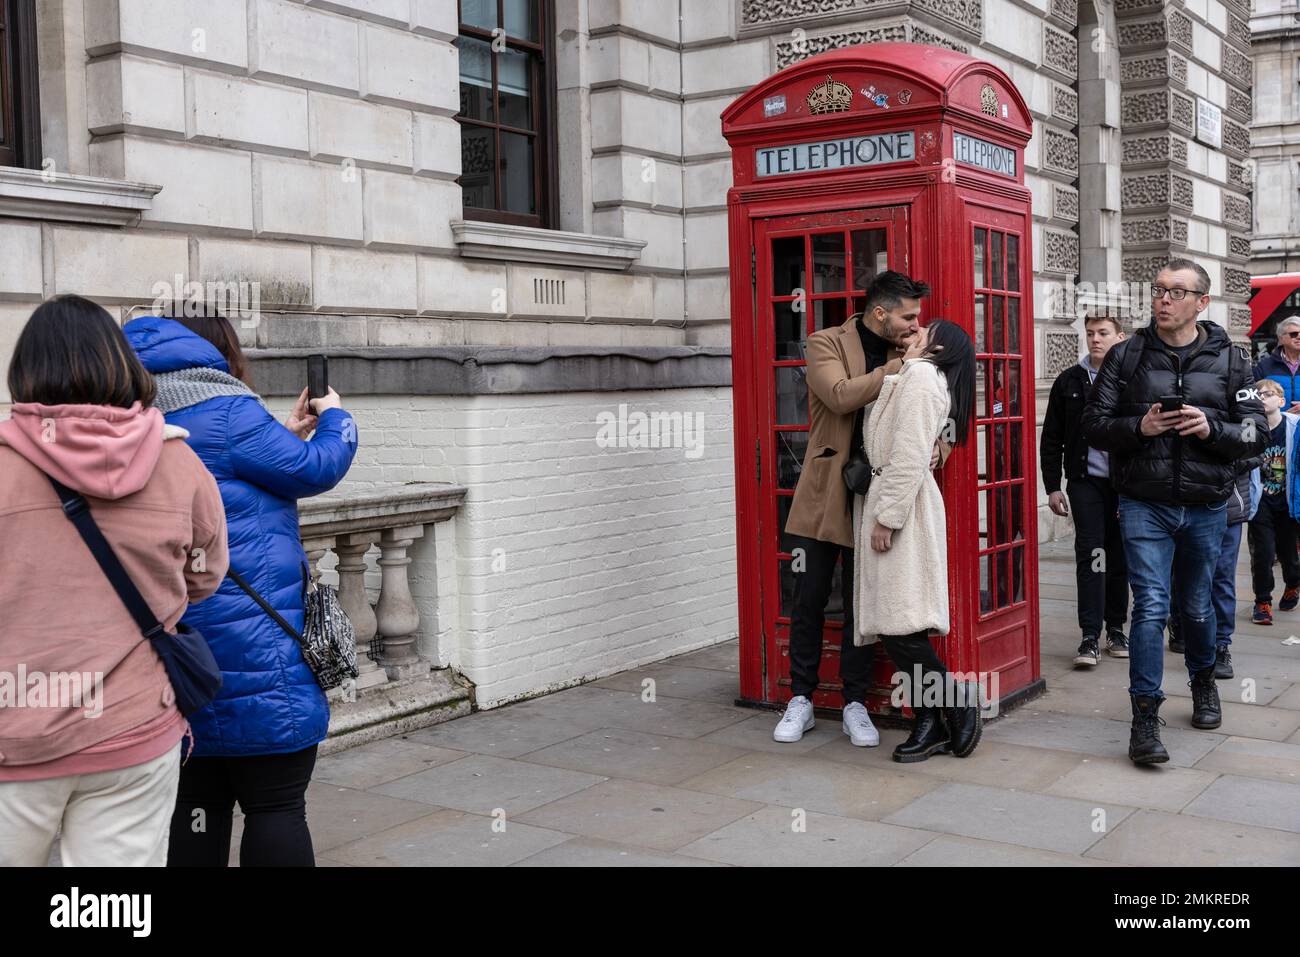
left=1081, top=320, right=1268, bottom=504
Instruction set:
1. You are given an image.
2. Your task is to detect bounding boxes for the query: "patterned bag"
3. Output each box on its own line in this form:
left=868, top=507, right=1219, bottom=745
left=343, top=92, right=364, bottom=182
left=229, top=570, right=359, bottom=691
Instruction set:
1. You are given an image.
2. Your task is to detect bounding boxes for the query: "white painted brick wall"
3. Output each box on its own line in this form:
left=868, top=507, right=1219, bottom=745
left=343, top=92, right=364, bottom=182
left=265, top=388, right=739, bottom=706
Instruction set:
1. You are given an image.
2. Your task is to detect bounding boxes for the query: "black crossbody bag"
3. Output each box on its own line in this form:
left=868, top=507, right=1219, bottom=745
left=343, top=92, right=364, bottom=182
left=842, top=404, right=873, bottom=495
left=48, top=477, right=223, bottom=716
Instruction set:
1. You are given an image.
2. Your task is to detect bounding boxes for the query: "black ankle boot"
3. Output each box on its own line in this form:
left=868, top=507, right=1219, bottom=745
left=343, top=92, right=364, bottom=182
left=1189, top=666, right=1222, bottom=729
left=944, top=682, right=983, bottom=758
left=892, top=707, right=950, bottom=763
left=1129, top=695, right=1169, bottom=765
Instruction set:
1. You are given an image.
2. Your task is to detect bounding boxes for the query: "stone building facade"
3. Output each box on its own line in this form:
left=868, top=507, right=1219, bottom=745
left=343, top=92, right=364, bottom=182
left=1251, top=0, right=1300, bottom=276
left=0, top=0, right=1254, bottom=705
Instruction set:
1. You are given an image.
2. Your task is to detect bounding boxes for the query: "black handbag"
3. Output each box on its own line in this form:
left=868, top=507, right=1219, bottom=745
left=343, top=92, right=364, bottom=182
left=228, top=568, right=358, bottom=691
left=48, top=477, right=223, bottom=717
left=842, top=405, right=873, bottom=495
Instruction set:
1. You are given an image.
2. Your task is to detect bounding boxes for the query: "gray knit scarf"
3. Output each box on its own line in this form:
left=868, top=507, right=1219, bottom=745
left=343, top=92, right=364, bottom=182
left=152, top=367, right=267, bottom=414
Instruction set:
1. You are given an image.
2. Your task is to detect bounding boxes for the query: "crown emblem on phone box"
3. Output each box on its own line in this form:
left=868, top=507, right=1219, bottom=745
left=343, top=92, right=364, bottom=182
left=807, top=75, right=853, bottom=114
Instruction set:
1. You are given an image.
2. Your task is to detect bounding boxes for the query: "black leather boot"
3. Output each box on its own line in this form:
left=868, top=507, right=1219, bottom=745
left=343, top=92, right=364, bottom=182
left=892, top=707, right=949, bottom=763
left=1214, top=645, right=1233, bottom=680
left=944, top=682, right=983, bottom=758
left=1189, top=665, right=1222, bottom=730
left=1129, top=695, right=1169, bottom=765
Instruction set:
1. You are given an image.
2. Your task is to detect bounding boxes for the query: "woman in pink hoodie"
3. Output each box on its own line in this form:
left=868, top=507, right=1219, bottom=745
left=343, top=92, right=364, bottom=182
left=0, top=295, right=229, bottom=866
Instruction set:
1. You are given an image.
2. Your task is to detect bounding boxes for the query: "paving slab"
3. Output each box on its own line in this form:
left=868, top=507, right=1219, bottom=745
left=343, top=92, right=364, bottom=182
left=1193, top=736, right=1300, bottom=784
left=517, top=727, right=747, bottom=786
left=404, top=708, right=593, bottom=758
left=881, top=781, right=1136, bottom=855
left=1034, top=684, right=1300, bottom=741
left=676, top=750, right=939, bottom=821
left=514, top=778, right=763, bottom=852
left=1084, top=809, right=1300, bottom=866
left=665, top=642, right=741, bottom=673
left=510, top=837, right=726, bottom=867
left=983, top=709, right=1224, bottom=767
left=299, top=782, right=446, bottom=853
left=1180, top=774, right=1300, bottom=833
left=697, top=711, right=843, bottom=755
left=320, top=809, right=571, bottom=867
left=810, top=733, right=1087, bottom=792
left=591, top=663, right=741, bottom=706
left=507, top=685, right=750, bottom=739
left=1042, top=755, right=1219, bottom=812
left=676, top=805, right=933, bottom=867
left=313, top=737, right=467, bottom=790
left=895, top=834, right=1109, bottom=867
left=369, top=753, right=606, bottom=816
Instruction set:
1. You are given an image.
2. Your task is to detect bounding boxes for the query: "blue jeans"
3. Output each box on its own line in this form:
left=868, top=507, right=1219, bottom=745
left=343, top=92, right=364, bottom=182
left=1169, top=520, right=1243, bottom=648
left=1118, top=496, right=1227, bottom=698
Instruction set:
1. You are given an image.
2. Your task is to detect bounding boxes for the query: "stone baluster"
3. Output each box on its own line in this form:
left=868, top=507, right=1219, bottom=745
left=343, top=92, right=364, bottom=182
left=301, top=538, right=331, bottom=588
left=335, top=533, right=387, bottom=690
left=375, top=525, right=426, bottom=680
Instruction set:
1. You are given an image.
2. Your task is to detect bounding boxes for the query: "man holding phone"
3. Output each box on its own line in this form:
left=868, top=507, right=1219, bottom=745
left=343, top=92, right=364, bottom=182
left=1082, top=259, right=1268, bottom=765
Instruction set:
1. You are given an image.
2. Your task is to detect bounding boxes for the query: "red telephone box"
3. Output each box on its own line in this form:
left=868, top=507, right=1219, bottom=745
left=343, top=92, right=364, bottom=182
left=722, top=43, right=1043, bottom=715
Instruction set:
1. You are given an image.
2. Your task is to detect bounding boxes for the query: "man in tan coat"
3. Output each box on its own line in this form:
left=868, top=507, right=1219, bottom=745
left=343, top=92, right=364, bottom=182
left=775, top=271, right=939, bottom=747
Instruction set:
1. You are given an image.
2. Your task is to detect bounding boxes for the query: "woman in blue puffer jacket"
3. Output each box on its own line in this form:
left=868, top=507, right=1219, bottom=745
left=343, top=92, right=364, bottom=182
left=125, top=308, right=357, bottom=867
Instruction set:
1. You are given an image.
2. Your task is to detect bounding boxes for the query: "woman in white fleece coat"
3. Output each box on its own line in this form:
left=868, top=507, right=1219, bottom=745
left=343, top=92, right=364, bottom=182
left=854, top=319, right=980, bottom=763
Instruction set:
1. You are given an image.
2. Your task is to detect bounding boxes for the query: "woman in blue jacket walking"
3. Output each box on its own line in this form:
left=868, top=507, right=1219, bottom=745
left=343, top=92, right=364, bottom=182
left=125, top=308, right=357, bottom=867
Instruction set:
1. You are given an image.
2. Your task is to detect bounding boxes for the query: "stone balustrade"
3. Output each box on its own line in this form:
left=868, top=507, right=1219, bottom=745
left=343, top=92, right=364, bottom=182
left=297, top=482, right=473, bottom=753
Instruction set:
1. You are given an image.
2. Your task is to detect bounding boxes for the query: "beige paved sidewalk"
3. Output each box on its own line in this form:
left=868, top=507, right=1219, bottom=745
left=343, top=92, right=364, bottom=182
left=251, top=538, right=1300, bottom=866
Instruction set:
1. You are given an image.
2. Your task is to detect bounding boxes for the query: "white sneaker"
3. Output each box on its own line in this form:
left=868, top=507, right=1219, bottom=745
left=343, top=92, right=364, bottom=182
left=773, top=695, right=815, bottom=742
left=841, top=701, right=880, bottom=747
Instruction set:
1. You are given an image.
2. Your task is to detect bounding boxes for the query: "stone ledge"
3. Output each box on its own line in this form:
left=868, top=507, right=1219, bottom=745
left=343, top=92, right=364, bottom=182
left=451, top=219, right=646, bottom=271
left=300, top=482, right=468, bottom=539
left=248, top=345, right=734, bottom=396
left=322, top=667, right=473, bottom=755
left=0, top=167, right=160, bottom=226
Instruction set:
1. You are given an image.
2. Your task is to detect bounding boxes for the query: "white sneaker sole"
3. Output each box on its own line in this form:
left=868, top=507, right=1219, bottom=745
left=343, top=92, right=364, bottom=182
left=842, top=720, right=880, bottom=747
left=773, top=714, right=815, bottom=743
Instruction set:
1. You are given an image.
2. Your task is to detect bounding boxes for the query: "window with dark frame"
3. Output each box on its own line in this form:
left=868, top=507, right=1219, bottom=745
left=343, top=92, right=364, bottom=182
left=0, top=0, right=41, bottom=170
left=456, top=0, right=556, bottom=228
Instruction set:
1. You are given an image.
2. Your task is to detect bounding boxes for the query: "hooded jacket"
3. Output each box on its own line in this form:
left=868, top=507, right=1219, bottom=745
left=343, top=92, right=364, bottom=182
left=1081, top=320, right=1268, bottom=504
left=125, top=316, right=357, bottom=757
left=0, top=403, right=228, bottom=778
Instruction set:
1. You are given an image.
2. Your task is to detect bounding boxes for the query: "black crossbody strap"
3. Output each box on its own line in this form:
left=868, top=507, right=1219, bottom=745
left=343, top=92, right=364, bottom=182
left=47, top=477, right=166, bottom=640
left=227, top=568, right=306, bottom=646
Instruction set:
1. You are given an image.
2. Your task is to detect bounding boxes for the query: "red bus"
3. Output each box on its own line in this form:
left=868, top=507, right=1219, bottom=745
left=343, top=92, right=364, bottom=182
left=1250, top=273, right=1300, bottom=362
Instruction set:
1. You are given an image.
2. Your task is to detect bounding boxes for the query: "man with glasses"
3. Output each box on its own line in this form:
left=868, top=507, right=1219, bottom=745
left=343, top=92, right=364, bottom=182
left=1082, top=259, right=1268, bottom=764
left=1253, top=315, right=1300, bottom=411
